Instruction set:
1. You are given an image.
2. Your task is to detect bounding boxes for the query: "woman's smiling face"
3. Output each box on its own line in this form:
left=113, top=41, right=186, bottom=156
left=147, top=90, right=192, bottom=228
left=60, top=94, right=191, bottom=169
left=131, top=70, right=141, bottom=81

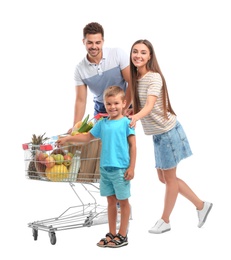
left=131, top=43, right=151, bottom=69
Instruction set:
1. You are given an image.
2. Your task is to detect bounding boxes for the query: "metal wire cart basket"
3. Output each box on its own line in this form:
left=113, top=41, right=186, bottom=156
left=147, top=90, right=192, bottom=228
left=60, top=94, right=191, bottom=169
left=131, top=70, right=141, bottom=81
left=22, top=137, right=111, bottom=245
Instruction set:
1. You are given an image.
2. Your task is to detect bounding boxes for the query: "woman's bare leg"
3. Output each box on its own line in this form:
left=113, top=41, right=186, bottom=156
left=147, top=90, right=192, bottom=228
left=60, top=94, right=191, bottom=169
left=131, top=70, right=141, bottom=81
left=158, top=168, right=179, bottom=223
left=157, top=168, right=204, bottom=223
left=177, top=178, right=204, bottom=210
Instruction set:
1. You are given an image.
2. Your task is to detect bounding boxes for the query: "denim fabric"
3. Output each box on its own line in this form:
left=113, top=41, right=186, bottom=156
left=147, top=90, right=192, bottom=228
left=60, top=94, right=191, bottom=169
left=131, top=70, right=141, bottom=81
left=94, top=101, right=107, bottom=116
left=153, top=121, right=192, bottom=170
left=99, top=167, right=131, bottom=200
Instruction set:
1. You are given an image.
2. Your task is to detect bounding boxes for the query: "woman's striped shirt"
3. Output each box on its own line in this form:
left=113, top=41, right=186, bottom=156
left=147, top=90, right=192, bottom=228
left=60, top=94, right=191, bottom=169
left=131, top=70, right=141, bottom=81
left=137, top=71, right=176, bottom=135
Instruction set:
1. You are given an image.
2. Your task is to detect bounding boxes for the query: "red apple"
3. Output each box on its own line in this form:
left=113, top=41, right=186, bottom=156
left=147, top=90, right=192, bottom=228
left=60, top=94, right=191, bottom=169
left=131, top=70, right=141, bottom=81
left=63, top=154, right=72, bottom=167
left=38, top=152, right=48, bottom=164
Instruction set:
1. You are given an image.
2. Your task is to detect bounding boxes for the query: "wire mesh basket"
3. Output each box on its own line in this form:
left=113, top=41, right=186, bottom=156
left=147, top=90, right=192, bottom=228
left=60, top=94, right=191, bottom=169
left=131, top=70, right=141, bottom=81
left=23, top=138, right=101, bottom=183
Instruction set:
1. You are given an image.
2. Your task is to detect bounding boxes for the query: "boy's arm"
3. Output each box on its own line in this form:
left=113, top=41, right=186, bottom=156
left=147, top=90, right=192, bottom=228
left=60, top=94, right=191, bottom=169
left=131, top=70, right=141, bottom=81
left=125, top=134, right=136, bottom=180
left=56, top=132, right=95, bottom=146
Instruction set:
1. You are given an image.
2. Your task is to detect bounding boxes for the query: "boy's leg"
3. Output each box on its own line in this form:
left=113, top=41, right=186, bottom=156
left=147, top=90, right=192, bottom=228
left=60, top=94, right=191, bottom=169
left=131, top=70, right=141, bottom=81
left=117, top=199, right=130, bottom=237
left=107, top=195, right=118, bottom=235
left=97, top=195, right=117, bottom=247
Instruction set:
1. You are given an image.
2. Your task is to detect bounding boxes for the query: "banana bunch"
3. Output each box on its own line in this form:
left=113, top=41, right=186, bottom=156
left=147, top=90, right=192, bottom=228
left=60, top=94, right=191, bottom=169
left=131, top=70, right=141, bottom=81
left=71, top=114, right=93, bottom=135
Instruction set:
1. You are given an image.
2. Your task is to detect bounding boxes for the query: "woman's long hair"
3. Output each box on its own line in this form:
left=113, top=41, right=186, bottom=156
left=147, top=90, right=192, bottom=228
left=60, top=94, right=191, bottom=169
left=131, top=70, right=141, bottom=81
left=130, top=39, right=176, bottom=119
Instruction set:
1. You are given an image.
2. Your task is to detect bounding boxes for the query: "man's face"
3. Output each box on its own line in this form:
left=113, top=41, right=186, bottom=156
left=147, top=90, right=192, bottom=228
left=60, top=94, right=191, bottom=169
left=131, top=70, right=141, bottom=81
left=83, top=33, right=104, bottom=59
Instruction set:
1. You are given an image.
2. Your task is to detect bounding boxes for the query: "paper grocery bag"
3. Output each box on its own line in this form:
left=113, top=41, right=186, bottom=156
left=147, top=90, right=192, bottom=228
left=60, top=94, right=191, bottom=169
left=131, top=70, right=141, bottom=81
left=66, top=138, right=101, bottom=182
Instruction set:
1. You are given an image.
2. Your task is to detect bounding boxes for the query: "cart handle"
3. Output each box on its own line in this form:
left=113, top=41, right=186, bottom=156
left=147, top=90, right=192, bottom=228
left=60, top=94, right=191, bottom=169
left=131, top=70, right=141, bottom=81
left=22, top=113, right=109, bottom=150
left=22, top=143, right=53, bottom=151
left=89, top=113, right=108, bottom=121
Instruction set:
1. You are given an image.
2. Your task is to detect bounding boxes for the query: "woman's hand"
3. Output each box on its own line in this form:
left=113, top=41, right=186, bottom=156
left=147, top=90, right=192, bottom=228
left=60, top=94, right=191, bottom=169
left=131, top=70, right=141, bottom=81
left=123, top=108, right=133, bottom=117
left=128, top=114, right=139, bottom=128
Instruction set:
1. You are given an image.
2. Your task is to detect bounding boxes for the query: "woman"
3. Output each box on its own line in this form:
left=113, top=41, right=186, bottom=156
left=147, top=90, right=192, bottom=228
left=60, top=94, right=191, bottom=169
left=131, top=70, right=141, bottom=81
left=129, top=39, right=212, bottom=234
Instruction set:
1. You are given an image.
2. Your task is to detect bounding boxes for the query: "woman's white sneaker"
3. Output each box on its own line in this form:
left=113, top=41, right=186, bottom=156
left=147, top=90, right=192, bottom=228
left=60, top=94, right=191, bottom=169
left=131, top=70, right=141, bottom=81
left=197, top=201, right=213, bottom=228
left=148, top=219, right=171, bottom=234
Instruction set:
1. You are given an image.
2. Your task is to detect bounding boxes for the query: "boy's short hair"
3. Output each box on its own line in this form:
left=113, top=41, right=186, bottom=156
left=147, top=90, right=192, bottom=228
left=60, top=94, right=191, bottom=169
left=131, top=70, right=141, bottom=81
left=103, top=86, right=125, bottom=101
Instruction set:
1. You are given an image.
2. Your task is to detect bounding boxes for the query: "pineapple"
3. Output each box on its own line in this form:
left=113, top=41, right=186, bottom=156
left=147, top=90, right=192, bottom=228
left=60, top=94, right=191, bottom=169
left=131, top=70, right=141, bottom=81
left=27, top=133, right=49, bottom=179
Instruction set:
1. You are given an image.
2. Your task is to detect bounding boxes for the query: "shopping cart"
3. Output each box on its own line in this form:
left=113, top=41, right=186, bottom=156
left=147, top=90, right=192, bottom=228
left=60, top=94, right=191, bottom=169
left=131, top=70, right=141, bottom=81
left=22, top=137, right=113, bottom=245
left=23, top=112, right=133, bottom=245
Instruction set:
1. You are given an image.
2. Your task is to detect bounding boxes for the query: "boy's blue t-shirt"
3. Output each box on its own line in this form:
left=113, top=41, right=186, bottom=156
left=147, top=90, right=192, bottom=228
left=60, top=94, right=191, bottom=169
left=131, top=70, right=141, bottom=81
left=90, top=117, right=135, bottom=168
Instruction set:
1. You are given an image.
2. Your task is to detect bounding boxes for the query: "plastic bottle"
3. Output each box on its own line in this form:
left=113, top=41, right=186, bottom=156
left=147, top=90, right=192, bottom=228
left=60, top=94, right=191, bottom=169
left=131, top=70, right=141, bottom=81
left=68, top=150, right=81, bottom=181
left=49, top=135, right=58, bottom=145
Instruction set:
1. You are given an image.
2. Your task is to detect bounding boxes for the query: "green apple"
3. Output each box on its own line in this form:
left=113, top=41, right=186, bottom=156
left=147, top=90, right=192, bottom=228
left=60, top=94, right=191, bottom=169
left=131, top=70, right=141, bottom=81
left=67, top=152, right=74, bottom=158
left=54, top=154, right=64, bottom=165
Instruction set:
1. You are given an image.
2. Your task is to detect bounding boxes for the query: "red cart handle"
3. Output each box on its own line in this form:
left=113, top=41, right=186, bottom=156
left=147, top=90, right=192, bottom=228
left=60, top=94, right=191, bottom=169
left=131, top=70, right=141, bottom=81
left=89, top=113, right=108, bottom=121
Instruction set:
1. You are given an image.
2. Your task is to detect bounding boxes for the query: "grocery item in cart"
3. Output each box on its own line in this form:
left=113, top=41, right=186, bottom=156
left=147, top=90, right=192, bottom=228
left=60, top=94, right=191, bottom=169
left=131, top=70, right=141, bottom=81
left=23, top=136, right=101, bottom=183
left=27, top=133, right=49, bottom=179
left=71, top=114, right=94, bottom=135
left=45, top=164, right=69, bottom=181
left=67, top=150, right=81, bottom=182
left=66, top=139, right=101, bottom=182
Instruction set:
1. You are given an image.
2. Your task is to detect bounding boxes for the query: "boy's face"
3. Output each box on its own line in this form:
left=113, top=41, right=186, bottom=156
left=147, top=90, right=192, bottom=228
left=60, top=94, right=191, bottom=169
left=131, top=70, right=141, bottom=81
left=104, top=94, right=126, bottom=120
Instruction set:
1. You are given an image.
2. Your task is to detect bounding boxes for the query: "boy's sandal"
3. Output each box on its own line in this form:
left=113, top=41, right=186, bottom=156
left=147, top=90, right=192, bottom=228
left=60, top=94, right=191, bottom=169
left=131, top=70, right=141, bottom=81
left=96, top=232, right=115, bottom=247
left=107, top=233, right=128, bottom=248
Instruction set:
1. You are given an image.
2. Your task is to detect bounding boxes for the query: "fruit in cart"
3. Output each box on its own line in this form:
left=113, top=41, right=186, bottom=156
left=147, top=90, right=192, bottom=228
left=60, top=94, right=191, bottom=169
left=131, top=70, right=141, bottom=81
left=73, top=121, right=82, bottom=130
left=50, top=154, right=56, bottom=159
left=54, top=154, right=64, bottom=165
left=67, top=152, right=74, bottom=158
left=38, top=152, right=48, bottom=164
left=71, top=130, right=79, bottom=136
left=45, top=164, right=69, bottom=181
left=35, top=151, right=47, bottom=174
left=63, top=154, right=72, bottom=167
left=28, top=133, right=49, bottom=179
left=51, top=148, right=65, bottom=156
left=88, top=121, right=94, bottom=128
left=44, top=156, right=56, bottom=168
left=78, top=122, right=93, bottom=133
left=71, top=114, right=94, bottom=135
left=71, top=131, right=90, bottom=136
left=78, top=118, right=93, bottom=133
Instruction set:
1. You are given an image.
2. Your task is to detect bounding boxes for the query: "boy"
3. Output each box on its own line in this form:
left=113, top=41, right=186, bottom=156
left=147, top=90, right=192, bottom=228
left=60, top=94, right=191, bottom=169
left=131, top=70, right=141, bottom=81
left=57, top=86, right=136, bottom=248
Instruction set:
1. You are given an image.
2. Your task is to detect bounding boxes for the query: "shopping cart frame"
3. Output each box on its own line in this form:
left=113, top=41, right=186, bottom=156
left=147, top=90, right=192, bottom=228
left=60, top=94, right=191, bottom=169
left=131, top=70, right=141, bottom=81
left=23, top=137, right=127, bottom=245
left=28, top=182, right=109, bottom=245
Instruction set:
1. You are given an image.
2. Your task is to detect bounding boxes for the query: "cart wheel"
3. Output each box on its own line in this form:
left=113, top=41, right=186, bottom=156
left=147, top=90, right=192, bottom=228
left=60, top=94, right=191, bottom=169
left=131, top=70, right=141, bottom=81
left=32, top=228, right=38, bottom=241
left=49, top=232, right=56, bottom=245
left=84, top=217, right=93, bottom=227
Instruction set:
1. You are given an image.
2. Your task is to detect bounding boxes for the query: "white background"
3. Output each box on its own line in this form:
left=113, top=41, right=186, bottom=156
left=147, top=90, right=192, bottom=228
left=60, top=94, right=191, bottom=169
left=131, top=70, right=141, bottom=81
left=1, top=0, right=230, bottom=259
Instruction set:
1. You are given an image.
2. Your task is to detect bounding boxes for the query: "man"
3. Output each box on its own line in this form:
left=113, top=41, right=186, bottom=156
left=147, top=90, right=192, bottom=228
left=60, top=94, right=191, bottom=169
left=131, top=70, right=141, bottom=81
left=69, top=22, right=131, bottom=132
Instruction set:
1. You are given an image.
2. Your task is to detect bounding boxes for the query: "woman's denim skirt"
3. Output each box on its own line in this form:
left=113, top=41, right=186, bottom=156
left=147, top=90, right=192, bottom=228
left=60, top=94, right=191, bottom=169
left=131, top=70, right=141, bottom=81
left=153, top=121, right=192, bottom=170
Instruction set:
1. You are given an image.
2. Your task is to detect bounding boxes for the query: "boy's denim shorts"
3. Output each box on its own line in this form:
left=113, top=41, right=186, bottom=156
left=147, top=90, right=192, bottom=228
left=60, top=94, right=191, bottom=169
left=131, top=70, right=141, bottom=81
left=100, top=167, right=131, bottom=200
left=153, top=121, right=192, bottom=170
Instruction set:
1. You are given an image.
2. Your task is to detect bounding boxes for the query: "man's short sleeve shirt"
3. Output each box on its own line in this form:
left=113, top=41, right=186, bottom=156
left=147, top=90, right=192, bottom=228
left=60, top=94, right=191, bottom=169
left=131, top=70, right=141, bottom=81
left=74, top=48, right=129, bottom=103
